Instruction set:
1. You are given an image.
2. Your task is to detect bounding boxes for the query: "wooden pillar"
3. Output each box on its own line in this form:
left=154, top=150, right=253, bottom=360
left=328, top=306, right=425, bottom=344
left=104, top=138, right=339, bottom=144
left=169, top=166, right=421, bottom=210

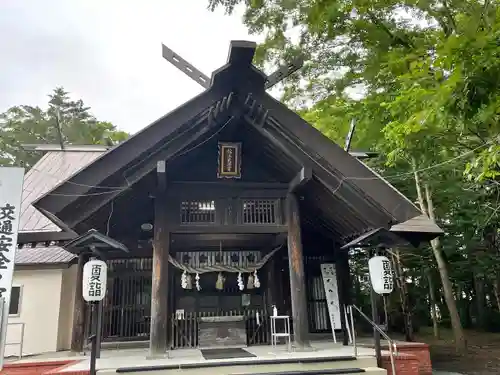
left=336, top=249, right=351, bottom=346
left=149, top=161, right=169, bottom=357
left=71, top=253, right=87, bottom=352
left=265, top=258, right=276, bottom=314
left=168, top=264, right=176, bottom=349
left=285, top=192, right=310, bottom=349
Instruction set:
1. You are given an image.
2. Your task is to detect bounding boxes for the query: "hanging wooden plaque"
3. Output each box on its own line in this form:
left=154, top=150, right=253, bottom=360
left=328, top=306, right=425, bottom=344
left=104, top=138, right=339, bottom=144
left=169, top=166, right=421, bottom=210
left=217, top=142, right=242, bottom=179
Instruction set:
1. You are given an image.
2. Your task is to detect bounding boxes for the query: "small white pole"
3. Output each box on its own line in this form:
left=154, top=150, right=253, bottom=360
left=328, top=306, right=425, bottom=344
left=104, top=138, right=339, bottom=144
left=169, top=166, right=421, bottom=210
left=344, top=306, right=353, bottom=344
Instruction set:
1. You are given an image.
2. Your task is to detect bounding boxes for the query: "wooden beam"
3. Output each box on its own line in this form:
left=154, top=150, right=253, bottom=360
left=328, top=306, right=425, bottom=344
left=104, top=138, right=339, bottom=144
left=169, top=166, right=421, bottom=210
left=17, top=230, right=76, bottom=244
left=167, top=186, right=287, bottom=200
left=226, top=40, right=256, bottom=66
left=149, top=161, right=170, bottom=357
left=288, top=167, right=312, bottom=193
left=265, top=257, right=276, bottom=314
left=285, top=192, right=310, bottom=349
left=35, top=89, right=222, bottom=217
left=63, top=112, right=236, bottom=229
left=170, top=181, right=288, bottom=189
left=265, top=55, right=304, bottom=90
left=70, top=253, right=87, bottom=352
left=170, top=225, right=288, bottom=234
left=245, top=114, right=390, bottom=227
left=162, top=44, right=210, bottom=89
left=253, top=92, right=421, bottom=222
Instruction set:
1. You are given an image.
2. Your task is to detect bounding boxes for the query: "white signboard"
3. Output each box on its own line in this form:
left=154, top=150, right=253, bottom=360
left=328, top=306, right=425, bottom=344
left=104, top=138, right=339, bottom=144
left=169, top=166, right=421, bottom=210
left=82, top=259, right=107, bottom=302
left=0, top=167, right=25, bottom=370
left=368, top=255, right=394, bottom=295
left=320, top=264, right=342, bottom=334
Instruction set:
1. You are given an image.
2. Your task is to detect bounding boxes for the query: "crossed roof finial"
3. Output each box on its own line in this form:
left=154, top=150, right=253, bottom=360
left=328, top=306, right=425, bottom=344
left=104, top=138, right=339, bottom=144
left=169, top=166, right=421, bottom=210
left=161, top=40, right=304, bottom=91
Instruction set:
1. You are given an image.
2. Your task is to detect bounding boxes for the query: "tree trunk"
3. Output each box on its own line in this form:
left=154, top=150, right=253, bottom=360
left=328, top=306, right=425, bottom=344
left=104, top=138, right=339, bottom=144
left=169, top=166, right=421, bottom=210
left=426, top=268, right=440, bottom=338
left=424, top=183, right=466, bottom=351
left=391, top=249, right=414, bottom=341
left=474, top=273, right=486, bottom=330
left=493, top=279, right=500, bottom=312
left=412, top=159, right=466, bottom=351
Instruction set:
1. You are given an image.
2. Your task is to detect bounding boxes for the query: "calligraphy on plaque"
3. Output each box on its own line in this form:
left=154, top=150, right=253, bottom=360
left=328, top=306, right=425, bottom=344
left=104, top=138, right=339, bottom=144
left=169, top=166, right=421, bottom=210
left=217, top=142, right=242, bottom=179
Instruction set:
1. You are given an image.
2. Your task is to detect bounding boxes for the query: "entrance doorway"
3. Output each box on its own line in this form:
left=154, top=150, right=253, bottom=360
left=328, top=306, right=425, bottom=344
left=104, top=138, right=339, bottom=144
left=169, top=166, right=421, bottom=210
left=87, top=258, right=153, bottom=342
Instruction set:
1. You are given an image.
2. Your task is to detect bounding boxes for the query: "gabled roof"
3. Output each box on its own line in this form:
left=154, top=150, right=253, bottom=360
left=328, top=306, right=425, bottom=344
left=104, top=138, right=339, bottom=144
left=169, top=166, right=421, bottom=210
left=15, top=245, right=76, bottom=266
left=18, top=145, right=107, bottom=243
left=34, top=40, right=442, bottom=244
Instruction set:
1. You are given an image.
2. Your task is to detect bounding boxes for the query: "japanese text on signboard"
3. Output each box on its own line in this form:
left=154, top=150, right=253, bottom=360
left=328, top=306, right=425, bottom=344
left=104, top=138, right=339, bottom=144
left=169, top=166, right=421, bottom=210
left=0, top=204, right=15, bottom=298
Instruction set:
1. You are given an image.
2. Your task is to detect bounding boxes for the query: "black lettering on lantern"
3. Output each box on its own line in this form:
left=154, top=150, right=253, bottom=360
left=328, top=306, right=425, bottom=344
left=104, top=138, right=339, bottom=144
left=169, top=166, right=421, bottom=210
left=88, top=264, right=104, bottom=297
left=381, top=259, right=393, bottom=291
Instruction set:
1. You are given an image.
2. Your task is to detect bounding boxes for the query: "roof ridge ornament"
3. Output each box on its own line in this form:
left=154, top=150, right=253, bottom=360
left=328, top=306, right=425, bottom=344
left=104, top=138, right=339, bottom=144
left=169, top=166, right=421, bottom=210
left=161, top=40, right=304, bottom=91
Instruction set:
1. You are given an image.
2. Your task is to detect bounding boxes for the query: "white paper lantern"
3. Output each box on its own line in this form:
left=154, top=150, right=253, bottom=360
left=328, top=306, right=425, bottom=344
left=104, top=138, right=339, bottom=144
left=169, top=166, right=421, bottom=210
left=368, top=255, right=394, bottom=295
left=82, top=259, right=107, bottom=302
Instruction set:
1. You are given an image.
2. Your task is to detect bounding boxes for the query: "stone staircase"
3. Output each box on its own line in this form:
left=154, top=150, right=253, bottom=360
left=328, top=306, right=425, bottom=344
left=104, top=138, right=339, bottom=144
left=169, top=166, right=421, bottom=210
left=98, top=355, right=387, bottom=375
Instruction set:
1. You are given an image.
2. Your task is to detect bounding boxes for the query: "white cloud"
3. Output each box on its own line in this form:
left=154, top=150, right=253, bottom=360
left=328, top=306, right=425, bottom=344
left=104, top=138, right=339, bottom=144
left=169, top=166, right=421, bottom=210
left=0, top=0, right=258, bottom=134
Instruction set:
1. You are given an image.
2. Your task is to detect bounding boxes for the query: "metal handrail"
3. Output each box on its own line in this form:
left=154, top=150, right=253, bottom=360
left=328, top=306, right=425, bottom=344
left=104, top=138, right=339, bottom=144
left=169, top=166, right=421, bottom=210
left=349, top=305, right=397, bottom=375
left=6, top=322, right=25, bottom=360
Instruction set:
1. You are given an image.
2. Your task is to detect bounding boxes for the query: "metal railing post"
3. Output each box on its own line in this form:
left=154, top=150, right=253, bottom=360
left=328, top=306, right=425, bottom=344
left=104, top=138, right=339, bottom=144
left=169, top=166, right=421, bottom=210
left=350, top=305, right=397, bottom=375
left=348, top=305, right=357, bottom=357
left=19, top=323, right=25, bottom=360
left=5, top=322, right=25, bottom=360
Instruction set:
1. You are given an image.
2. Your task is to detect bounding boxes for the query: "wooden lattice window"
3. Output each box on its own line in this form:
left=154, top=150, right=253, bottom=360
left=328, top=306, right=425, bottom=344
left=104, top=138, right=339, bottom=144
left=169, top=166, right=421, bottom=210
left=180, top=200, right=216, bottom=224
left=242, top=199, right=278, bottom=224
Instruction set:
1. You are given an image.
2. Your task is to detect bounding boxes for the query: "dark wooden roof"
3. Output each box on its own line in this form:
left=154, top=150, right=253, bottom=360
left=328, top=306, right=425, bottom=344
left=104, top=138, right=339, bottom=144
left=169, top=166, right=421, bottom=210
left=33, top=40, right=442, bottom=244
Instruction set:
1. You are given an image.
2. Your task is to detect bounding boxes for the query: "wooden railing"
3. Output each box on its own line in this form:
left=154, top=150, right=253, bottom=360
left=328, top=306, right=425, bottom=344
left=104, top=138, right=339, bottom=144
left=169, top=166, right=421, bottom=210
left=170, top=309, right=270, bottom=349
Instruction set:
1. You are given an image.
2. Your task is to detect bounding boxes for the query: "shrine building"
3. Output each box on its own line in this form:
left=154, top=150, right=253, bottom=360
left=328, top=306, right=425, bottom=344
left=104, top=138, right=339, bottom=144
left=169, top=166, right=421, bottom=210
left=12, top=40, right=442, bottom=358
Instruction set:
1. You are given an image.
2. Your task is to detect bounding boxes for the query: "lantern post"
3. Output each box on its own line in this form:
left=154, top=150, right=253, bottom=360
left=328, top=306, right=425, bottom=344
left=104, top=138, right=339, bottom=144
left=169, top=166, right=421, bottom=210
left=368, top=245, right=394, bottom=368
left=340, top=228, right=398, bottom=369
left=370, top=248, right=382, bottom=367
left=370, top=276, right=382, bottom=366
left=82, top=257, right=107, bottom=375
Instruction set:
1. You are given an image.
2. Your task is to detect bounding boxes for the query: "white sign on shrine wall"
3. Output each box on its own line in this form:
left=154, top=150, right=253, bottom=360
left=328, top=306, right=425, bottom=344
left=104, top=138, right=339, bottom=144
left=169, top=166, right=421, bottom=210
left=368, top=255, right=394, bottom=295
left=82, top=259, right=107, bottom=302
left=320, top=264, right=342, bottom=332
left=0, top=167, right=25, bottom=370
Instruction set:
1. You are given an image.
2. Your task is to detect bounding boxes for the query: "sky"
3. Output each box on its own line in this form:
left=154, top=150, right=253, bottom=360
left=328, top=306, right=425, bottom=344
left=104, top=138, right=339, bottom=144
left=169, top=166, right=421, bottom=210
left=0, top=0, right=259, bottom=134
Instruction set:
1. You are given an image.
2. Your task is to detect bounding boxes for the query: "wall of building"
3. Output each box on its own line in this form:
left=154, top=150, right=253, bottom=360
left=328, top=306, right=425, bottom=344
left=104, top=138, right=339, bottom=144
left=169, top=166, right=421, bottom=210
left=5, top=268, right=64, bottom=357
left=57, top=265, right=77, bottom=350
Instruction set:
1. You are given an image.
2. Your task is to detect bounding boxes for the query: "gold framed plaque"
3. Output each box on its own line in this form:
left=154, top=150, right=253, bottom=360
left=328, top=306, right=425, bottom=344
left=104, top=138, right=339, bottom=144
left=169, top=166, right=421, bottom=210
left=217, top=142, right=242, bottom=179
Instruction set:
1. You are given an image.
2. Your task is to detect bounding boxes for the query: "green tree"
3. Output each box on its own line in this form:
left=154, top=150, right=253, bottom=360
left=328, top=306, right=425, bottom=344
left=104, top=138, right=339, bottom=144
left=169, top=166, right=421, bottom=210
left=0, top=87, right=128, bottom=168
left=208, top=0, right=500, bottom=351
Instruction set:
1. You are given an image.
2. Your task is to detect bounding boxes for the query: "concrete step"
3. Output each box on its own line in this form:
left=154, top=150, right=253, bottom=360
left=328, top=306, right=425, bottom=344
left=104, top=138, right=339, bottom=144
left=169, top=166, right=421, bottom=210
left=97, top=356, right=386, bottom=375
left=363, top=368, right=387, bottom=375
left=98, top=367, right=387, bottom=375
